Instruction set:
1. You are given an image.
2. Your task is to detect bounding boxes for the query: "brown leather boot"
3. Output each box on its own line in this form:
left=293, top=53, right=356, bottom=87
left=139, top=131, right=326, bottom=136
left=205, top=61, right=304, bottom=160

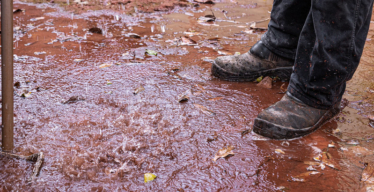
left=253, top=92, right=341, bottom=139
left=211, top=41, right=294, bottom=82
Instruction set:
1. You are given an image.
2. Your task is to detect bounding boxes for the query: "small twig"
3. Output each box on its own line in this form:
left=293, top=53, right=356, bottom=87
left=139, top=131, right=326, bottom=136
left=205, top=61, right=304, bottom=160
left=0, top=151, right=38, bottom=161
left=0, top=151, right=44, bottom=183
left=28, top=152, right=44, bottom=183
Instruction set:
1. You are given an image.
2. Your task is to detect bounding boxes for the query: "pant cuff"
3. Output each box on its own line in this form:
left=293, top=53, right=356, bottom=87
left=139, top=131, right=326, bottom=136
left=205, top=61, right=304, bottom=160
left=261, top=32, right=297, bottom=60
left=287, top=85, right=332, bottom=110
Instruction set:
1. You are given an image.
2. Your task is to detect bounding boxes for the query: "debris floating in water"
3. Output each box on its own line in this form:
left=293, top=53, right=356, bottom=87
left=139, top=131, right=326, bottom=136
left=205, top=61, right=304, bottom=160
left=133, top=85, right=145, bottom=95
left=144, top=173, right=157, bottom=183
left=213, top=145, right=234, bottom=162
left=194, top=104, right=216, bottom=116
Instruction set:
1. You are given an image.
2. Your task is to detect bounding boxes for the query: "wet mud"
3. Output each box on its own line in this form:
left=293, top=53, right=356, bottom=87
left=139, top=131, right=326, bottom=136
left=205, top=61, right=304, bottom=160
left=0, top=0, right=373, bottom=191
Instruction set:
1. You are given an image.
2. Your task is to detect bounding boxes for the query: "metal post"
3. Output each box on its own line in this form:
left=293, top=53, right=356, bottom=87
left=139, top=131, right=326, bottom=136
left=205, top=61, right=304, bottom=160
left=2, top=0, right=14, bottom=152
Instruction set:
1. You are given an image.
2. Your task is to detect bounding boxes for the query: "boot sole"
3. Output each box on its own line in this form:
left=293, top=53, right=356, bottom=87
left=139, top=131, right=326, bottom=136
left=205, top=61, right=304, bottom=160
left=253, top=108, right=340, bottom=140
left=211, top=61, right=293, bottom=82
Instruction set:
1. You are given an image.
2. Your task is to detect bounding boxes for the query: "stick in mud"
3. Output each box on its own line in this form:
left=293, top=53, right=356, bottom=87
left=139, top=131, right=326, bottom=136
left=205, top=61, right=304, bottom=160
left=0, top=151, right=44, bottom=182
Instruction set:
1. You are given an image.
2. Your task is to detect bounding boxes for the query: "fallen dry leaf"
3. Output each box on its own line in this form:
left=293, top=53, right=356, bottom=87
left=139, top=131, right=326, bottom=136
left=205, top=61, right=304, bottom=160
left=361, top=163, right=374, bottom=182
left=213, top=145, right=234, bottom=162
left=178, top=89, right=192, bottom=103
left=194, top=104, right=216, bottom=116
left=304, top=161, right=321, bottom=166
left=291, top=171, right=321, bottom=182
left=133, top=85, right=145, bottom=95
left=275, top=149, right=285, bottom=154
left=279, top=83, right=287, bottom=94
left=144, top=173, right=157, bottom=183
left=99, top=63, right=113, bottom=68
left=180, top=36, right=197, bottom=45
left=198, top=15, right=216, bottom=23
left=321, top=152, right=341, bottom=170
left=208, top=97, right=224, bottom=101
left=194, top=0, right=214, bottom=3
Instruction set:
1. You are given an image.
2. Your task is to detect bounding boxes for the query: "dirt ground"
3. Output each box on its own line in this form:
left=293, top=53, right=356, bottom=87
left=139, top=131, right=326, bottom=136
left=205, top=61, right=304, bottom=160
left=0, top=0, right=374, bottom=191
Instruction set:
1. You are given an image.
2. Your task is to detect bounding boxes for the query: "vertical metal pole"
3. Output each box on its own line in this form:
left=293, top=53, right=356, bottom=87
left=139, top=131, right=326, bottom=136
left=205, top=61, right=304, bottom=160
left=2, top=0, right=14, bottom=152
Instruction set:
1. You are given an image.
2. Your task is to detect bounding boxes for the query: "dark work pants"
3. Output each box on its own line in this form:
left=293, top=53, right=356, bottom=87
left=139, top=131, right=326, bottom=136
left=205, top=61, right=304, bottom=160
left=261, top=0, right=374, bottom=110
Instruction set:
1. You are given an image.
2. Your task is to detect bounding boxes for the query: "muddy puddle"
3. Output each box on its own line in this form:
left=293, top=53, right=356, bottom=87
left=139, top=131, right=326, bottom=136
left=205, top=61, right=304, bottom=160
left=0, top=0, right=374, bottom=191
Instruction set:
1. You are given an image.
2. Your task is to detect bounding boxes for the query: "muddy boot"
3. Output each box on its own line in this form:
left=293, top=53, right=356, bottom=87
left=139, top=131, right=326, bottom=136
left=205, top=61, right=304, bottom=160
left=253, top=92, right=341, bottom=139
left=211, top=41, right=294, bottom=82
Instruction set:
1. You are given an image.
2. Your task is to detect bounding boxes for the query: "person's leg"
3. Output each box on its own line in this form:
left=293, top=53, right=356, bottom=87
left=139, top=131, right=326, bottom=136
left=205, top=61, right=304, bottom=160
left=211, top=0, right=310, bottom=81
left=254, top=0, right=374, bottom=139
left=288, top=0, right=374, bottom=109
left=262, top=0, right=311, bottom=60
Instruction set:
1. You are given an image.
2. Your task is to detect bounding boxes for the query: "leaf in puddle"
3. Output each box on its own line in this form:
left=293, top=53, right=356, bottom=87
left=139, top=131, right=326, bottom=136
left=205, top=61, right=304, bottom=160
left=180, top=36, right=197, bottom=45
left=241, top=129, right=251, bottom=137
left=198, top=15, right=216, bottom=23
left=34, top=51, right=46, bottom=55
left=195, top=84, right=205, bottom=91
left=30, top=17, right=45, bottom=21
left=346, top=139, right=360, bottom=145
left=208, top=97, right=224, bottom=101
left=255, top=76, right=263, bottom=83
left=306, top=165, right=317, bottom=171
left=145, top=49, right=158, bottom=56
left=291, top=171, right=321, bottom=182
left=194, top=0, right=214, bottom=3
left=144, top=173, right=157, bottom=183
left=194, top=104, right=216, bottom=116
left=99, top=63, right=113, bottom=68
left=321, top=152, right=341, bottom=170
left=14, top=82, right=21, bottom=89
left=249, top=22, right=268, bottom=32
left=62, top=96, right=85, bottom=104
left=133, top=85, right=145, bottom=95
left=217, top=50, right=232, bottom=55
left=361, top=163, right=374, bottom=182
left=125, top=33, right=141, bottom=39
left=304, top=161, right=321, bottom=166
left=184, top=31, right=202, bottom=36
left=275, top=149, right=285, bottom=154
left=213, top=145, right=234, bottom=162
left=89, top=27, right=103, bottom=34
left=313, top=154, right=322, bottom=162
left=279, top=83, right=287, bottom=94
left=178, top=89, right=192, bottom=103
left=13, top=9, right=24, bottom=13
left=207, top=132, right=218, bottom=142
left=21, top=92, right=32, bottom=98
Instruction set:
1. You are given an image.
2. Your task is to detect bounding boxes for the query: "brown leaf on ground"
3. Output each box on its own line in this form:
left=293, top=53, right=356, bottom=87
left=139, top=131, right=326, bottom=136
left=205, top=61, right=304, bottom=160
left=249, top=22, right=268, bottom=32
left=257, top=76, right=272, bottom=89
left=62, top=96, right=85, bottom=104
left=321, top=152, right=341, bottom=170
left=133, top=85, right=145, bottom=95
left=178, top=89, right=192, bottom=103
left=213, top=145, right=234, bottom=162
left=194, top=0, right=214, bottom=4
left=208, top=97, right=224, bottom=101
left=207, top=132, right=218, bottom=142
left=291, top=171, right=321, bottom=182
left=279, top=83, right=287, bottom=93
left=304, top=161, right=321, bottom=166
left=362, top=163, right=374, bottom=182
left=180, top=36, right=197, bottom=45
left=193, top=104, right=216, bottom=116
